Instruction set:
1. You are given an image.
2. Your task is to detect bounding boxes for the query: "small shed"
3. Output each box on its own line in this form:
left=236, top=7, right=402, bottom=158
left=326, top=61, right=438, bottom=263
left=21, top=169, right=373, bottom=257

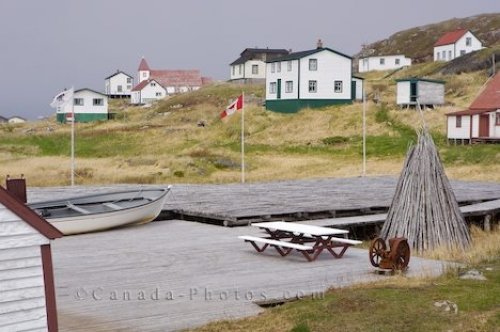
left=396, top=78, right=445, bottom=108
left=351, top=76, right=364, bottom=101
left=0, top=185, right=63, bottom=331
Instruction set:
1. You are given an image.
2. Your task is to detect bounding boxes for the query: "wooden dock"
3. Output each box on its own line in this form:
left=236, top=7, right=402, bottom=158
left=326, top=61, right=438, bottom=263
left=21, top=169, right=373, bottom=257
left=52, top=219, right=451, bottom=331
left=28, top=176, right=500, bottom=228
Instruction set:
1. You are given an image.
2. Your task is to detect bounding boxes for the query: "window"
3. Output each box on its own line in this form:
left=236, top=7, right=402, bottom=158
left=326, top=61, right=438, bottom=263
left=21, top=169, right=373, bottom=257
left=127, top=78, right=132, bottom=83
left=460, top=50, right=466, bottom=56
left=466, top=37, right=472, bottom=46
left=442, top=51, right=446, bottom=59
left=269, top=82, right=277, bottom=94
left=232, top=66, right=235, bottom=75
left=287, top=61, right=292, bottom=71
left=437, top=52, right=440, bottom=60
left=271, top=63, right=276, bottom=73
left=127, top=85, right=132, bottom=90
left=252, top=64, right=258, bottom=75
left=277, top=62, right=281, bottom=73
left=285, top=81, right=293, bottom=93
left=334, top=80, right=343, bottom=93
left=379, top=58, right=385, bottom=65
left=238, top=65, right=242, bottom=75
left=395, top=58, right=400, bottom=65
left=117, top=85, right=123, bottom=92
left=93, top=98, right=104, bottom=106
left=496, top=113, right=500, bottom=126
left=448, top=50, right=452, bottom=59
left=142, top=72, right=147, bottom=77
left=309, top=59, right=317, bottom=71
left=155, top=92, right=162, bottom=97
left=74, top=98, right=84, bottom=106
left=308, top=80, right=317, bottom=93
left=151, top=82, right=156, bottom=87
left=456, top=115, right=462, bottom=128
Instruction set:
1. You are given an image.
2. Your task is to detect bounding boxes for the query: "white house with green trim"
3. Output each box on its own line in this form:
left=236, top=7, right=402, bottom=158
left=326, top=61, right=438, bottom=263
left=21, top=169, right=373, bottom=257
left=56, top=89, right=108, bottom=123
left=396, top=78, right=445, bottom=108
left=265, top=41, right=356, bottom=113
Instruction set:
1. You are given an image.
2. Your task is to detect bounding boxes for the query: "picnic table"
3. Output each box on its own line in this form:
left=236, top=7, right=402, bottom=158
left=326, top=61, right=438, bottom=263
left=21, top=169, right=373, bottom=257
left=238, top=221, right=362, bottom=262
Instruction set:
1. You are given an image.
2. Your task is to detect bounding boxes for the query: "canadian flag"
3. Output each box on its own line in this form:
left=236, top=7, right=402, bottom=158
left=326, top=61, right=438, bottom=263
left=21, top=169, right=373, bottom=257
left=220, top=95, right=243, bottom=119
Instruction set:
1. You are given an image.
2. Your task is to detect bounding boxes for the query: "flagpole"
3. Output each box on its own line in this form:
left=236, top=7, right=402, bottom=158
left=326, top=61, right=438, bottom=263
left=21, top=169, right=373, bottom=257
left=70, top=87, right=75, bottom=186
left=241, top=92, right=245, bottom=184
left=362, top=87, right=366, bottom=177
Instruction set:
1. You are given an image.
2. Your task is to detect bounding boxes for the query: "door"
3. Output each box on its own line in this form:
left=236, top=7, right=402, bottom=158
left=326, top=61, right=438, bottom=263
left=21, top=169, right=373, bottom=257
left=410, top=82, right=417, bottom=103
left=351, top=81, right=356, bottom=100
left=277, top=79, right=281, bottom=99
left=479, top=114, right=489, bottom=137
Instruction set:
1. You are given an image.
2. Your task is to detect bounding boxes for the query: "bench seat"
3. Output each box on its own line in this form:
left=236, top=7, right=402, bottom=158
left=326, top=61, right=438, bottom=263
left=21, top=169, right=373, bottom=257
left=329, top=237, right=362, bottom=245
left=238, top=235, right=313, bottom=251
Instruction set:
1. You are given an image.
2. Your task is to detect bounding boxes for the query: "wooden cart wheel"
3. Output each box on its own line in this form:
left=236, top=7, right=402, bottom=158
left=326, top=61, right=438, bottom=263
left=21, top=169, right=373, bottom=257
left=393, top=239, right=410, bottom=270
left=369, top=237, right=386, bottom=267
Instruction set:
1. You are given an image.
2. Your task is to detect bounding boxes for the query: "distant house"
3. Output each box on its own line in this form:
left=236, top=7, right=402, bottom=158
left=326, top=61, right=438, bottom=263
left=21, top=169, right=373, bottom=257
left=131, top=79, right=167, bottom=105
left=229, top=48, right=290, bottom=83
left=0, top=185, right=63, bottom=331
left=396, top=78, right=445, bottom=108
left=358, top=55, right=411, bottom=73
left=105, top=70, right=134, bottom=98
left=434, top=29, right=483, bottom=62
left=446, top=73, right=500, bottom=143
left=131, top=57, right=210, bottom=105
left=8, top=116, right=27, bottom=124
left=266, top=40, right=361, bottom=113
left=57, top=88, right=108, bottom=123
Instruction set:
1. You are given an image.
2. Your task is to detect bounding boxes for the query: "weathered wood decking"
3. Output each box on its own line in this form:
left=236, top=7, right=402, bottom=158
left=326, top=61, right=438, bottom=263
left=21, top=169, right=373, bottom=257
left=28, top=177, right=500, bottom=227
left=52, top=219, right=450, bottom=332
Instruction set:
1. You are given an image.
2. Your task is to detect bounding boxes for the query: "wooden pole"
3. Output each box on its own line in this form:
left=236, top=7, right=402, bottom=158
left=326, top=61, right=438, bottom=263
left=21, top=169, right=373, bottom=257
left=362, top=87, right=366, bottom=176
left=70, top=89, right=75, bottom=187
left=241, top=92, right=245, bottom=184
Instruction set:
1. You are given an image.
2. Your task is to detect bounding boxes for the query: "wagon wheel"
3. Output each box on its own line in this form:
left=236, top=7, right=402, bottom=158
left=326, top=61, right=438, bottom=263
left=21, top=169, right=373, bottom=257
left=369, top=237, right=386, bottom=267
left=392, top=239, right=410, bottom=270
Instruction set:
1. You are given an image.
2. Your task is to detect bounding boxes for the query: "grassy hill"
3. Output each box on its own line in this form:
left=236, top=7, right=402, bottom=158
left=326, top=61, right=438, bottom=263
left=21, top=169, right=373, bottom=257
left=356, top=13, right=500, bottom=63
left=0, top=65, right=499, bottom=186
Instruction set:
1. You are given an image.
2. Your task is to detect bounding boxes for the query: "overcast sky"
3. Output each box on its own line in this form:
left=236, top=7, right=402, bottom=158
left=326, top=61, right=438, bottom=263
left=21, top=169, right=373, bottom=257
left=0, top=1, right=499, bottom=120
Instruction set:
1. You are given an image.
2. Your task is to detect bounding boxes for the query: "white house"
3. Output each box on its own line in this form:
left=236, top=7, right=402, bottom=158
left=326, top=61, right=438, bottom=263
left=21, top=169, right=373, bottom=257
left=434, top=29, right=483, bottom=62
left=130, top=79, right=167, bottom=105
left=351, top=76, right=364, bottom=101
left=447, top=73, right=500, bottom=143
left=57, top=88, right=108, bottom=123
left=131, top=57, right=210, bottom=105
left=0, top=184, right=63, bottom=331
left=229, top=48, right=289, bottom=83
left=396, top=78, right=445, bottom=108
left=265, top=40, right=358, bottom=113
left=358, top=55, right=411, bottom=73
left=8, top=116, right=27, bottom=124
left=105, top=70, right=133, bottom=98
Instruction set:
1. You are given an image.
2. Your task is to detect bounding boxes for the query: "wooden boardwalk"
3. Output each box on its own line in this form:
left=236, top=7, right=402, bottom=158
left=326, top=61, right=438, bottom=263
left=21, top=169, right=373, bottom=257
left=52, top=219, right=450, bottom=332
left=28, top=177, right=500, bottom=227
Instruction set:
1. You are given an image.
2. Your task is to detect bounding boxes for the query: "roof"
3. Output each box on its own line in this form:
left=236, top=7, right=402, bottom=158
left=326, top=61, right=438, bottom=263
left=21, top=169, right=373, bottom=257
left=445, top=108, right=492, bottom=116
left=395, top=77, right=445, bottom=84
left=150, top=69, right=203, bottom=87
left=75, top=88, right=107, bottom=96
left=352, top=75, right=365, bottom=80
left=105, top=70, right=133, bottom=80
left=267, top=47, right=352, bottom=63
left=138, top=58, right=150, bottom=71
left=8, top=116, right=27, bottom=121
left=469, top=72, right=500, bottom=110
left=0, top=115, right=7, bottom=122
left=131, top=79, right=166, bottom=92
left=359, top=54, right=409, bottom=59
left=230, top=48, right=290, bottom=66
left=0, top=185, right=63, bottom=239
left=434, top=29, right=468, bottom=47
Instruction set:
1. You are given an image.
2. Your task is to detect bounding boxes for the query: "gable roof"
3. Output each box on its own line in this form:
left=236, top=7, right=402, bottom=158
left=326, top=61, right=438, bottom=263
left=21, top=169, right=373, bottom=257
left=267, top=47, right=352, bottom=63
left=138, top=58, right=150, bottom=71
left=230, top=48, right=290, bottom=66
left=395, top=77, right=445, bottom=84
left=150, top=70, right=203, bottom=88
left=75, top=88, right=108, bottom=96
left=445, top=108, right=491, bottom=116
left=469, top=72, right=500, bottom=110
left=0, top=186, right=63, bottom=239
left=131, top=79, right=165, bottom=92
left=434, top=29, right=468, bottom=47
left=105, top=70, right=133, bottom=80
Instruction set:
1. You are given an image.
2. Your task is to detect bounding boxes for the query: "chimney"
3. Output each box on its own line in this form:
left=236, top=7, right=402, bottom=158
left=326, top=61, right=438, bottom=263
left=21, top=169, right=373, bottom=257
left=317, top=39, right=323, bottom=49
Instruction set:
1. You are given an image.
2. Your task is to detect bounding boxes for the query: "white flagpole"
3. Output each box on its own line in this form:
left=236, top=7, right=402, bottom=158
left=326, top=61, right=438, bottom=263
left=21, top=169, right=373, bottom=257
left=241, top=93, right=245, bottom=183
left=362, top=87, right=366, bottom=176
left=70, top=88, right=75, bottom=186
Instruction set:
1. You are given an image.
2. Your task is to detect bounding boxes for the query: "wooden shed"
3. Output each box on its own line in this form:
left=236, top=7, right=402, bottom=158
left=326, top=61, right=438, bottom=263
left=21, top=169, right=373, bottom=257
left=0, top=186, right=63, bottom=331
left=396, top=78, right=445, bottom=108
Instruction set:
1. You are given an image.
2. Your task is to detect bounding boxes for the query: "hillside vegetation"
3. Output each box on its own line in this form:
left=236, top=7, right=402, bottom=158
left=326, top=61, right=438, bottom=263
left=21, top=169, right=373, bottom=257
left=0, top=65, right=499, bottom=186
left=356, top=13, right=500, bottom=63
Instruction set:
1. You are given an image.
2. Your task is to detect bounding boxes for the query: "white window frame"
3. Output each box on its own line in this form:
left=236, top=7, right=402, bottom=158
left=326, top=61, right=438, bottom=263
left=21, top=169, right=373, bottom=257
left=277, top=62, right=281, bottom=73
left=74, top=98, right=84, bottom=106
left=308, top=80, right=317, bottom=93
left=379, top=58, right=385, bottom=65
left=269, top=82, right=277, bottom=94
left=334, top=81, right=342, bottom=93
left=285, top=81, right=293, bottom=93
left=448, top=50, right=452, bottom=59
left=155, top=92, right=162, bottom=97
left=151, top=82, right=156, bottom=87
left=93, top=98, right=104, bottom=106
left=395, top=58, right=400, bottom=65
left=309, top=59, right=317, bottom=71
left=252, top=64, right=258, bottom=75
left=271, top=63, right=276, bottom=73
left=466, top=37, right=472, bottom=46
left=287, top=61, right=292, bottom=71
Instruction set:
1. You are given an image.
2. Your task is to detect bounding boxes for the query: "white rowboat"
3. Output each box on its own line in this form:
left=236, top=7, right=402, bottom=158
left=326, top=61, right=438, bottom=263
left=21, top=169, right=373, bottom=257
left=28, top=187, right=171, bottom=235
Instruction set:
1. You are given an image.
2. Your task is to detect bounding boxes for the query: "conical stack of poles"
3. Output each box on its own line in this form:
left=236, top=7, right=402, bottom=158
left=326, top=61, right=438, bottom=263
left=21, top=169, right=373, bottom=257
left=381, top=129, right=471, bottom=253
